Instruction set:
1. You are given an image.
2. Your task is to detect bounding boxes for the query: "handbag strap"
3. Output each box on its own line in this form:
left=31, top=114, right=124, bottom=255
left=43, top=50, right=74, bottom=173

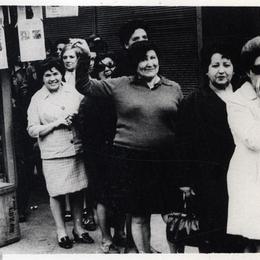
left=183, top=192, right=187, bottom=211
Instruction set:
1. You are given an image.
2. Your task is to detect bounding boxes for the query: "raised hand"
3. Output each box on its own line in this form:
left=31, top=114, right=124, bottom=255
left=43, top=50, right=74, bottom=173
left=69, top=38, right=91, bottom=56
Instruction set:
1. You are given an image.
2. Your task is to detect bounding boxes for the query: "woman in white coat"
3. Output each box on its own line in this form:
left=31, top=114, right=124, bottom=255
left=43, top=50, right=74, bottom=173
left=227, top=36, right=260, bottom=252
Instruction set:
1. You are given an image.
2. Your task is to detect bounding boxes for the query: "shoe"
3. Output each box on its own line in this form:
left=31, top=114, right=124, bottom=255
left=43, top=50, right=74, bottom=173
left=150, top=246, right=161, bottom=253
left=19, top=213, right=27, bottom=223
left=124, top=245, right=139, bottom=253
left=112, top=233, right=127, bottom=247
left=72, top=229, right=94, bottom=244
left=82, top=214, right=97, bottom=231
left=64, top=211, right=72, bottom=222
left=100, top=241, right=120, bottom=254
left=58, top=236, right=73, bottom=249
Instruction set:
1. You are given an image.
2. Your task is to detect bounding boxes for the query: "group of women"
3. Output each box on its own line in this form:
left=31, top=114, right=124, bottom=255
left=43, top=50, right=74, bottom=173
left=26, top=31, right=260, bottom=253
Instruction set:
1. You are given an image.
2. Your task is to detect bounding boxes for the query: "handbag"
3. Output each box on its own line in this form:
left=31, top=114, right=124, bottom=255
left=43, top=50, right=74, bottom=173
left=166, top=192, right=200, bottom=246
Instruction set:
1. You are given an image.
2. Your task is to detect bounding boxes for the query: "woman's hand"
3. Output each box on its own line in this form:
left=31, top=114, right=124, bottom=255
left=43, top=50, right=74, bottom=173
left=69, top=38, right=91, bottom=57
left=55, top=114, right=74, bottom=128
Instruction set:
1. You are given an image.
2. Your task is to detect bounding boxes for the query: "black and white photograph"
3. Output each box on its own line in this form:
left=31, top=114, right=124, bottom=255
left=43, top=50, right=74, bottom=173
left=0, top=2, right=260, bottom=259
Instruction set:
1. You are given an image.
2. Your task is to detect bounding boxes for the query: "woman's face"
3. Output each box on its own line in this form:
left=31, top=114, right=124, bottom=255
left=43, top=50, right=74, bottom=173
left=43, top=67, right=62, bottom=92
left=56, top=43, right=65, bottom=58
left=89, top=51, right=97, bottom=73
left=62, top=49, right=78, bottom=71
left=98, top=57, right=116, bottom=80
left=207, top=53, right=234, bottom=89
left=136, top=50, right=159, bottom=81
left=248, top=56, right=260, bottom=93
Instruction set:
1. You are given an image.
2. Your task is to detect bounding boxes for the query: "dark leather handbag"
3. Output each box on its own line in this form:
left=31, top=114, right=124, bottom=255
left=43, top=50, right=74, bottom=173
left=166, top=192, right=200, bottom=246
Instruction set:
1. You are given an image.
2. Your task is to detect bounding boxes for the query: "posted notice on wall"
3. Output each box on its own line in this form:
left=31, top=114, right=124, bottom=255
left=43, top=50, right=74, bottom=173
left=18, top=19, right=46, bottom=62
left=0, top=26, right=8, bottom=69
left=17, top=6, right=43, bottom=21
left=46, top=6, right=78, bottom=18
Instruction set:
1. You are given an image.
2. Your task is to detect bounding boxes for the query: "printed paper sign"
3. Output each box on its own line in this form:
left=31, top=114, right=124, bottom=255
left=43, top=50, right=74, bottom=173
left=46, top=6, right=78, bottom=18
left=0, top=26, right=8, bottom=69
left=18, top=19, right=46, bottom=62
left=17, top=6, right=43, bottom=21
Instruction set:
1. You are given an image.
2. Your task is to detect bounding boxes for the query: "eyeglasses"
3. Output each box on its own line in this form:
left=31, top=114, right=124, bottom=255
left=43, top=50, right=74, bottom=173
left=97, top=61, right=115, bottom=71
left=251, top=65, right=260, bottom=75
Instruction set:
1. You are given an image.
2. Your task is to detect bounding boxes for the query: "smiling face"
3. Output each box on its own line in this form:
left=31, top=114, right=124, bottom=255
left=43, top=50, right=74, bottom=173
left=43, top=67, right=62, bottom=92
left=136, top=50, right=159, bottom=81
left=62, top=49, right=78, bottom=71
left=207, top=53, right=234, bottom=89
left=98, top=57, right=116, bottom=80
left=125, top=28, right=148, bottom=49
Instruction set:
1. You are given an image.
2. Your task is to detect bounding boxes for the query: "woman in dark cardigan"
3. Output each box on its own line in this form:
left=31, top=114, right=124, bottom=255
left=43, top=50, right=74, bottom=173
left=176, top=43, right=242, bottom=253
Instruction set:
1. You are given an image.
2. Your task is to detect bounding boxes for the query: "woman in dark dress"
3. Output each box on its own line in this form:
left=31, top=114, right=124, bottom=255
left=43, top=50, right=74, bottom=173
left=176, top=43, right=240, bottom=253
left=74, top=38, right=183, bottom=253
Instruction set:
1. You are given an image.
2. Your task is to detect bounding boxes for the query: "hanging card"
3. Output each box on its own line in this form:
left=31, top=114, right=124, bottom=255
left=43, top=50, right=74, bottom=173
left=18, top=19, right=46, bottom=62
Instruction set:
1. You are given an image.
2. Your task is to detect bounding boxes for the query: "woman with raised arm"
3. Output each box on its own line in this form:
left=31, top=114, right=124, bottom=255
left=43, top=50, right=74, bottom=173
left=74, top=38, right=183, bottom=253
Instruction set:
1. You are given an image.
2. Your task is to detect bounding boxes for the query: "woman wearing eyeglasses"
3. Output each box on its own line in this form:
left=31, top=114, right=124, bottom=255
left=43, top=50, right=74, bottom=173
left=78, top=51, right=127, bottom=253
left=226, top=36, right=260, bottom=252
left=92, top=52, right=117, bottom=80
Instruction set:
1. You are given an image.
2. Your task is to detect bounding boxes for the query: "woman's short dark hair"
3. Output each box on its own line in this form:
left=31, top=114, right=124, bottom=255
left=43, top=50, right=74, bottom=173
left=55, top=38, right=69, bottom=47
left=127, top=41, right=160, bottom=73
left=119, top=19, right=150, bottom=47
left=37, top=57, right=65, bottom=84
left=201, top=42, right=238, bottom=74
left=240, top=36, right=260, bottom=73
left=86, top=34, right=108, bottom=54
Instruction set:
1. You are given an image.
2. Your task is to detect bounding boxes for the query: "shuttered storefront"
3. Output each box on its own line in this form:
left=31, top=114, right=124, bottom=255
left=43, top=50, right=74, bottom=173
left=43, top=7, right=96, bottom=49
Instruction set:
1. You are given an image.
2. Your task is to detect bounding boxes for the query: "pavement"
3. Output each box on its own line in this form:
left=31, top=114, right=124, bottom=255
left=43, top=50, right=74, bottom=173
left=0, top=185, right=199, bottom=254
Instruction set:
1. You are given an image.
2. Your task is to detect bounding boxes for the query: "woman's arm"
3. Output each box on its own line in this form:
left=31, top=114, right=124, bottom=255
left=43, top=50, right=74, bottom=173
left=27, top=97, right=72, bottom=138
left=71, top=38, right=116, bottom=97
left=227, top=101, right=260, bottom=151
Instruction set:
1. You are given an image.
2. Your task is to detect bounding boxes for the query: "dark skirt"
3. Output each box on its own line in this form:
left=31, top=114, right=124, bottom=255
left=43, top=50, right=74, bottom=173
left=85, top=146, right=111, bottom=206
left=106, top=145, right=183, bottom=215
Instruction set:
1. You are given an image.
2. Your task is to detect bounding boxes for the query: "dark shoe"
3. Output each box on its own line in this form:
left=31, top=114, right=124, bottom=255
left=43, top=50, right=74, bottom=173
left=124, top=245, right=138, bottom=253
left=19, top=213, right=27, bottom=223
left=64, top=211, right=72, bottom=222
left=72, top=229, right=94, bottom=244
left=100, top=241, right=120, bottom=254
left=58, top=236, right=73, bottom=249
left=150, top=246, right=161, bottom=253
left=82, top=214, right=97, bottom=231
left=113, top=233, right=127, bottom=247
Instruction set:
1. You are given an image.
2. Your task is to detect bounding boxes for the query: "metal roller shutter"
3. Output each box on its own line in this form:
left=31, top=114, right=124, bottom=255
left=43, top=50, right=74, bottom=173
left=43, top=6, right=96, bottom=49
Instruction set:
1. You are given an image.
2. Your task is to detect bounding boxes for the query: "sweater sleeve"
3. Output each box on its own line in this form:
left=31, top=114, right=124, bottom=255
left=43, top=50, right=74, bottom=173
left=175, top=92, right=199, bottom=187
left=227, top=101, right=260, bottom=151
left=76, top=53, right=116, bottom=97
left=27, top=95, right=41, bottom=138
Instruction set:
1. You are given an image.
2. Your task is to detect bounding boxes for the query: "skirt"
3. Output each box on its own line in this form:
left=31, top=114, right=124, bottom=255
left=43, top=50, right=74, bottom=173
left=106, top=145, right=183, bottom=215
left=84, top=147, right=111, bottom=206
left=42, top=154, right=88, bottom=197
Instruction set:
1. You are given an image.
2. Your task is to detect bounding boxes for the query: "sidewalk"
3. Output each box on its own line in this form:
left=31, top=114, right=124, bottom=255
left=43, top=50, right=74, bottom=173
left=0, top=188, right=198, bottom=254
